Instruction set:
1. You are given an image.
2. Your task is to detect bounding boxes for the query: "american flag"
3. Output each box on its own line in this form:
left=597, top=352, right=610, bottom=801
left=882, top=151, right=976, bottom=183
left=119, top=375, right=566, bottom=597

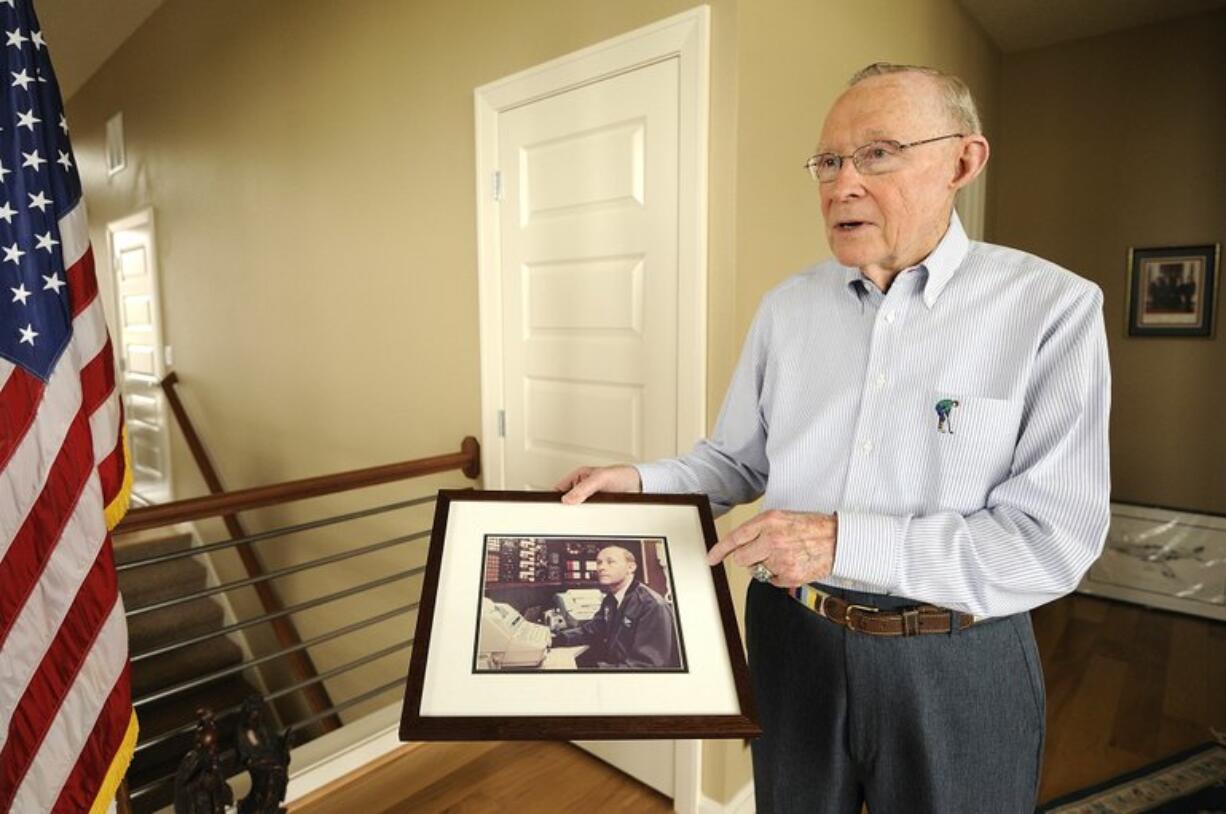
left=0, top=0, right=137, bottom=811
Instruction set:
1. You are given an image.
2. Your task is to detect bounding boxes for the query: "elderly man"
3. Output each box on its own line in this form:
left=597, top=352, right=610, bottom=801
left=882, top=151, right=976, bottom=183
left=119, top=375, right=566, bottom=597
left=551, top=545, right=680, bottom=669
left=556, top=62, right=1110, bottom=812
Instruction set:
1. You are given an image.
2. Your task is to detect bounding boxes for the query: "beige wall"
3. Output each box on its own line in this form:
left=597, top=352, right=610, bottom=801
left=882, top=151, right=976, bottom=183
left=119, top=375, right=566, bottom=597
left=69, top=0, right=997, bottom=802
left=992, top=10, right=1226, bottom=514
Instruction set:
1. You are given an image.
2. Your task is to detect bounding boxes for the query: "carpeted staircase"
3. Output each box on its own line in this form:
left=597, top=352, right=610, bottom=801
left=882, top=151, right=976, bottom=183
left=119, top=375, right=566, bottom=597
left=116, top=532, right=264, bottom=813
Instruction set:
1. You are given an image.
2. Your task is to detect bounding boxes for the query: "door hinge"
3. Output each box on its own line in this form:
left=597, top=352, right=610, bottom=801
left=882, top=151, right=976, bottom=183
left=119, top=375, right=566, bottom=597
left=497, top=409, right=506, bottom=437
left=491, top=170, right=503, bottom=202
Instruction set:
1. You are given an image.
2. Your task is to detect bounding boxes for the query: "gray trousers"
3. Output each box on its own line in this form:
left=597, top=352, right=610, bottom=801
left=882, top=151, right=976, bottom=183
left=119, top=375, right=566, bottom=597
left=745, top=580, right=1045, bottom=813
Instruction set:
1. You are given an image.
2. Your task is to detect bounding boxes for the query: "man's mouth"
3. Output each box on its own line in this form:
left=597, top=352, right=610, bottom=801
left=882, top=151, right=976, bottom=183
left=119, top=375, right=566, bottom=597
left=836, top=220, right=869, bottom=232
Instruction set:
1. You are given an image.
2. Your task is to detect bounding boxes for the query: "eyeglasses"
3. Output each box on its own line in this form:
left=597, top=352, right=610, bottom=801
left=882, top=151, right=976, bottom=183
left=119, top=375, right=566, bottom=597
left=803, top=133, right=964, bottom=182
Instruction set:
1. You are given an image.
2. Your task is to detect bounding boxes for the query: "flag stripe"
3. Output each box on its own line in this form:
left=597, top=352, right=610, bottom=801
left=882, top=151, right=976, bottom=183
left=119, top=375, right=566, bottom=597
left=0, top=425, right=103, bottom=746
left=0, top=407, right=94, bottom=644
left=55, top=677, right=135, bottom=814
left=0, top=542, right=118, bottom=810
left=87, top=370, right=120, bottom=467
left=10, top=599, right=129, bottom=813
left=0, top=363, right=43, bottom=471
left=78, top=337, right=115, bottom=416
left=65, top=245, right=97, bottom=320
left=58, top=199, right=89, bottom=270
left=96, top=427, right=127, bottom=513
left=0, top=294, right=109, bottom=553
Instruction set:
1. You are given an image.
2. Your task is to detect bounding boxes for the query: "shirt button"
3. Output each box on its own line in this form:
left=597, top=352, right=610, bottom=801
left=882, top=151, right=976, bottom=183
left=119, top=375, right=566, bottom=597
left=861, top=440, right=874, bottom=454
left=884, top=311, right=896, bottom=324
left=874, top=373, right=887, bottom=388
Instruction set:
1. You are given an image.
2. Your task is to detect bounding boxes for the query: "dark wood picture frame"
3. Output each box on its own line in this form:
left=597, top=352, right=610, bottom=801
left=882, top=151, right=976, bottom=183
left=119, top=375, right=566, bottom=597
left=1126, top=244, right=1220, bottom=337
left=399, top=490, right=760, bottom=741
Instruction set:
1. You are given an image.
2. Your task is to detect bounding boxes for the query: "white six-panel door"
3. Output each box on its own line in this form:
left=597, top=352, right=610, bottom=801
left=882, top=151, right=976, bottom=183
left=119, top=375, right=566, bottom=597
left=475, top=8, right=709, bottom=811
left=107, top=210, right=172, bottom=505
left=498, top=57, right=680, bottom=490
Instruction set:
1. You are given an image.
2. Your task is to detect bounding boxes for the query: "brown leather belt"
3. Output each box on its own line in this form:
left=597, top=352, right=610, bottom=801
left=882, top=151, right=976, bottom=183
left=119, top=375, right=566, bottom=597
left=789, top=584, right=975, bottom=637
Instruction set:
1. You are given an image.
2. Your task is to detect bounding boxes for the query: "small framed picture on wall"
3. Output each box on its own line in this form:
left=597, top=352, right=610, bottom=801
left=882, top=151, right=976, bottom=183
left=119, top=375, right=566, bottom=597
left=1126, top=244, right=1220, bottom=337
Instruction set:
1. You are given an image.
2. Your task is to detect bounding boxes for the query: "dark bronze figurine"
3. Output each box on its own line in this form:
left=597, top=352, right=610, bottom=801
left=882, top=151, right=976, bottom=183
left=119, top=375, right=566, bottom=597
left=235, top=696, right=292, bottom=814
left=173, top=708, right=233, bottom=814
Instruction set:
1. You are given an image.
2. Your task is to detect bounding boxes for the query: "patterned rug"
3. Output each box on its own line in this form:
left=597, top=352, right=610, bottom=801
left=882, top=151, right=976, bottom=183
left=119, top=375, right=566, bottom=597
left=1038, top=742, right=1226, bottom=813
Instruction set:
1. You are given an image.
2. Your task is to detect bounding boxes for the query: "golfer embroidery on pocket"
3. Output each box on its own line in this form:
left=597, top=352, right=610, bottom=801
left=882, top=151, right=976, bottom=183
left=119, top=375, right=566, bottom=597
left=935, top=398, right=961, bottom=434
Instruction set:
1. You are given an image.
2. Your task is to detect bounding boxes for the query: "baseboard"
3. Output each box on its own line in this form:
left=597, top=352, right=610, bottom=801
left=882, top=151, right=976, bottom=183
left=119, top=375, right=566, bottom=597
left=284, top=703, right=408, bottom=808
left=698, top=780, right=754, bottom=814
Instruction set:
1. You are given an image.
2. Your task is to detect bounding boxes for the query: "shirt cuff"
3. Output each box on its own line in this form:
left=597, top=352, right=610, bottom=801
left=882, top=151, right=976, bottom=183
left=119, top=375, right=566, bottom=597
left=633, top=461, right=686, bottom=495
left=831, top=511, right=905, bottom=591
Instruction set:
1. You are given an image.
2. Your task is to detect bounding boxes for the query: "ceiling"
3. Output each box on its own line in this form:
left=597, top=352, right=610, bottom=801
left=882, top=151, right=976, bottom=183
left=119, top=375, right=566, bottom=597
left=959, top=0, right=1226, bottom=52
left=34, top=0, right=164, bottom=100
left=31, top=0, right=1226, bottom=101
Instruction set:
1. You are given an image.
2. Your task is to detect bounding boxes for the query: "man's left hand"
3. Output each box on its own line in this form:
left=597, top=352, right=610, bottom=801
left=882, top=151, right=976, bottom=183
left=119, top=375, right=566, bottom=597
left=706, top=510, right=838, bottom=587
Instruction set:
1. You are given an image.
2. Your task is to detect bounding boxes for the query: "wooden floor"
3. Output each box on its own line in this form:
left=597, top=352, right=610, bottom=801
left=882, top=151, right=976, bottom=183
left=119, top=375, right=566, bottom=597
left=295, top=594, right=1224, bottom=813
left=292, top=741, right=672, bottom=814
left=1032, top=593, right=1226, bottom=801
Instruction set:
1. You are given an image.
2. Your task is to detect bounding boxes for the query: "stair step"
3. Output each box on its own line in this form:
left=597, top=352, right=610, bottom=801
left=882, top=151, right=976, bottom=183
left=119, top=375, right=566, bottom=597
left=118, top=555, right=209, bottom=611
left=113, top=533, right=194, bottom=565
left=127, top=596, right=226, bottom=656
left=132, top=635, right=245, bottom=699
left=128, top=676, right=261, bottom=814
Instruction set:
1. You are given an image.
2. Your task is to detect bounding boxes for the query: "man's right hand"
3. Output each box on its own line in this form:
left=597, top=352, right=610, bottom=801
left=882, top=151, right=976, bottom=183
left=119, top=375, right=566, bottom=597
left=554, top=465, right=642, bottom=504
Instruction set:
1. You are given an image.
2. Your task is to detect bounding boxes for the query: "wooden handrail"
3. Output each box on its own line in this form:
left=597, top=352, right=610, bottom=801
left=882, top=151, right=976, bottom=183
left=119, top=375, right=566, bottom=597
left=117, top=434, right=479, bottom=533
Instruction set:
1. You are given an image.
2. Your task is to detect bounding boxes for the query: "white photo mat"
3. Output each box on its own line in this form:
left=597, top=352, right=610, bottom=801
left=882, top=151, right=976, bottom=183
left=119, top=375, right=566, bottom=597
left=418, top=498, right=741, bottom=717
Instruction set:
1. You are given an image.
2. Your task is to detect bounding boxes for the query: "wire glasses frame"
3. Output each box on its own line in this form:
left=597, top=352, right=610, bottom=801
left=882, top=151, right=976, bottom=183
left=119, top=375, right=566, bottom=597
left=804, top=133, right=965, bottom=182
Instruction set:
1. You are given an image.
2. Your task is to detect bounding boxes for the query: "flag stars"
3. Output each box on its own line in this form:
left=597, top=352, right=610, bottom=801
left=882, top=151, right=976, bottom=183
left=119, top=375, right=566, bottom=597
left=58, top=114, right=68, bottom=135
left=16, top=109, right=40, bottom=130
left=31, top=30, right=44, bottom=49
left=42, top=272, right=65, bottom=294
left=18, top=324, right=37, bottom=345
left=0, top=201, right=15, bottom=223
left=35, top=231, right=58, bottom=253
left=3, top=241, right=23, bottom=264
left=10, top=68, right=32, bottom=90
left=5, top=28, right=27, bottom=48
left=0, top=160, right=9, bottom=184
left=27, top=191, right=51, bottom=212
left=10, top=282, right=30, bottom=304
left=56, top=151, right=72, bottom=171
left=22, top=149, right=46, bottom=171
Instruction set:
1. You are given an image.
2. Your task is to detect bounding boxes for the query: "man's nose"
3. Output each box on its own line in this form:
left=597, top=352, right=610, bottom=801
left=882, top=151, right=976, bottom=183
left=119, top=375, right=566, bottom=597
left=828, top=158, right=866, bottom=199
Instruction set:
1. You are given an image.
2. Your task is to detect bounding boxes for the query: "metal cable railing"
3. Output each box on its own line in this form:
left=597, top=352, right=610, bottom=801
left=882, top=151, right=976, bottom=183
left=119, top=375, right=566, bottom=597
left=131, top=568, right=418, bottom=663
left=116, top=494, right=436, bottom=572
left=114, top=423, right=479, bottom=811
left=134, top=601, right=419, bottom=709
left=125, top=529, right=429, bottom=619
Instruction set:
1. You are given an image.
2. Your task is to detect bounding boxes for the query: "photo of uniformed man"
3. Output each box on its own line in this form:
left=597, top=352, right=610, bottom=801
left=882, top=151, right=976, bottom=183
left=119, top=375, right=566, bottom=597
left=474, top=536, right=685, bottom=672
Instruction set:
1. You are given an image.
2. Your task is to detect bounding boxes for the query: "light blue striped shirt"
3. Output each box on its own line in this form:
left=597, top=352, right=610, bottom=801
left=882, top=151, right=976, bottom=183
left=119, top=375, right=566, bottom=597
left=637, top=214, right=1111, bottom=618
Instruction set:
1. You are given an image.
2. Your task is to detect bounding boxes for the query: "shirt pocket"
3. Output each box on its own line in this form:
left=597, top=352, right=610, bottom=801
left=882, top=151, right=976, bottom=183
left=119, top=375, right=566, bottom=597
left=924, top=388, right=1019, bottom=513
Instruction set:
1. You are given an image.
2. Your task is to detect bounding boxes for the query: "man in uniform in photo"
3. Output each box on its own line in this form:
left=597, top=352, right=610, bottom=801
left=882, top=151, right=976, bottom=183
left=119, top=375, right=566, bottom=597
left=556, top=62, right=1110, bottom=813
left=551, top=545, right=681, bottom=669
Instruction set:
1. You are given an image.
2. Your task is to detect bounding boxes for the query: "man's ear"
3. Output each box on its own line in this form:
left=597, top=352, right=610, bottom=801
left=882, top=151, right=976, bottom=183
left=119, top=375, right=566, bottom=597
left=951, top=135, right=989, bottom=191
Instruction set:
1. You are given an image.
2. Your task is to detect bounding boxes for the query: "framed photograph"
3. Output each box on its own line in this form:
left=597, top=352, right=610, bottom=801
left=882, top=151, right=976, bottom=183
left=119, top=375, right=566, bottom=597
left=1126, top=244, right=1220, bottom=337
left=1078, top=501, right=1226, bottom=623
left=399, top=490, right=761, bottom=741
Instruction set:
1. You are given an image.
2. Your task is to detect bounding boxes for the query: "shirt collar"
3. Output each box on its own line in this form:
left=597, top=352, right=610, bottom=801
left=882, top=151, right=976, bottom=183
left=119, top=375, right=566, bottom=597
left=920, top=211, right=970, bottom=308
left=613, top=580, right=632, bottom=607
left=839, top=211, right=970, bottom=308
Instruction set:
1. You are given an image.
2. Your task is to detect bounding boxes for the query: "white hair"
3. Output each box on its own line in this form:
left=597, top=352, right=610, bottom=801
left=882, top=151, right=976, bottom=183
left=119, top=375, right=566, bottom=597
left=849, top=62, right=982, bottom=135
